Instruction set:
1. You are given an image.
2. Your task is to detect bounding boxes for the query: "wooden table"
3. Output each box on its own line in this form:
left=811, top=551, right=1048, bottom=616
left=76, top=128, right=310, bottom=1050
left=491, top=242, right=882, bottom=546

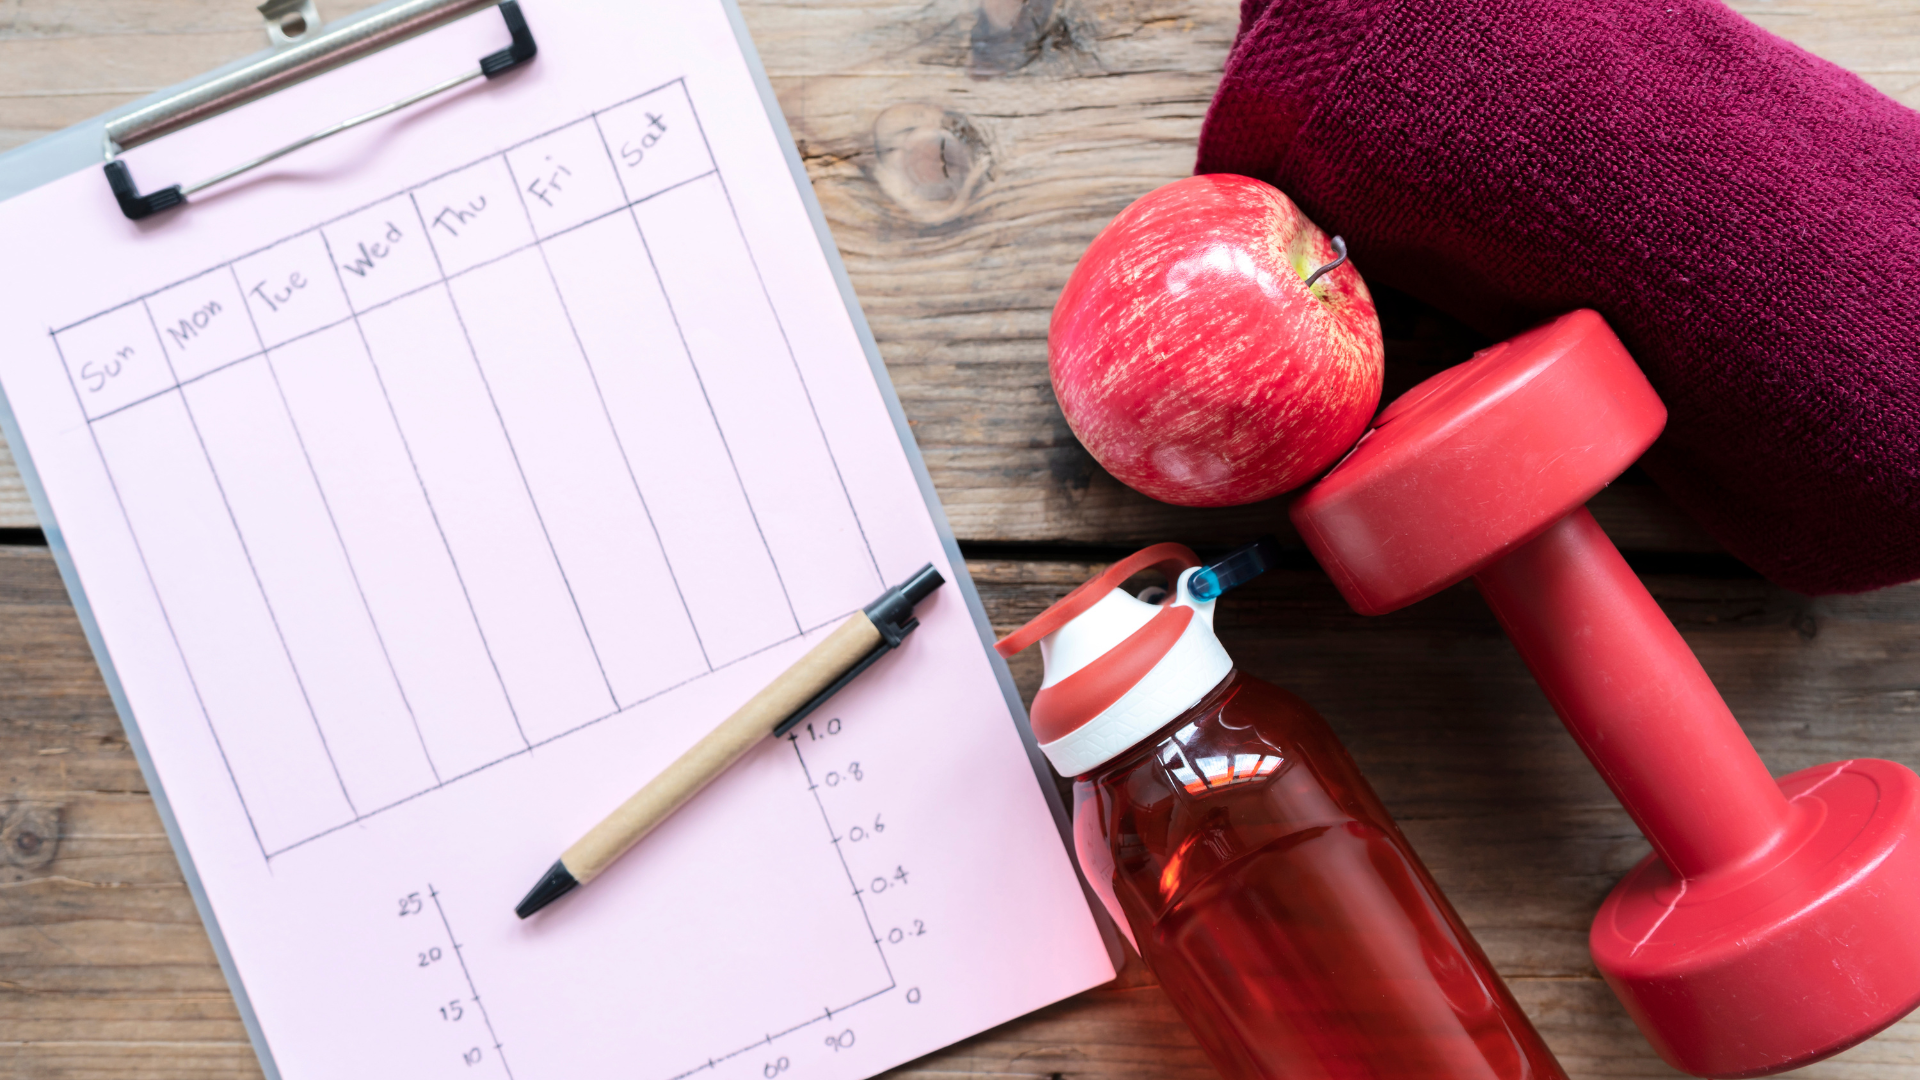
left=3, top=1, right=1918, bottom=1077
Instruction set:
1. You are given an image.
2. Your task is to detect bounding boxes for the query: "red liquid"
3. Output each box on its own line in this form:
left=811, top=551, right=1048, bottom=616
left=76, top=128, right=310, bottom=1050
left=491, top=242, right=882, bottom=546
left=1074, top=671, right=1566, bottom=1080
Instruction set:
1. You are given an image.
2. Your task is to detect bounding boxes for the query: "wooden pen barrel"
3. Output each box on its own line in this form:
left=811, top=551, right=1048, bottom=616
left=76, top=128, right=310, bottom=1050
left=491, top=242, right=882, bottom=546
left=562, top=611, right=884, bottom=884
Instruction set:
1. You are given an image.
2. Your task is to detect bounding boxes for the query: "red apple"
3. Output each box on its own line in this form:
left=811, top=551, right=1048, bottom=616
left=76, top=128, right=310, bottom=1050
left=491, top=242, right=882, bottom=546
left=1048, top=174, right=1384, bottom=506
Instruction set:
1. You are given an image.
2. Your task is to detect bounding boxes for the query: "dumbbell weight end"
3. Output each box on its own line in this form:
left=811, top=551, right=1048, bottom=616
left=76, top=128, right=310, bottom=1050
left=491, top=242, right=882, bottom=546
left=1474, top=471, right=1920, bottom=1079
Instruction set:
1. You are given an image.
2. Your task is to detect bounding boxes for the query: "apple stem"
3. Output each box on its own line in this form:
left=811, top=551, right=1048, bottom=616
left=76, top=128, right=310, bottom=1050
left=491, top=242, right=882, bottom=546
left=1303, top=236, right=1348, bottom=288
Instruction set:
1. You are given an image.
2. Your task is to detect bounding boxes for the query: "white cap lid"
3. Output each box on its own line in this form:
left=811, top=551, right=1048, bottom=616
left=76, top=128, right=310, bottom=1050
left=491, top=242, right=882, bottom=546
left=1026, top=567, right=1233, bottom=776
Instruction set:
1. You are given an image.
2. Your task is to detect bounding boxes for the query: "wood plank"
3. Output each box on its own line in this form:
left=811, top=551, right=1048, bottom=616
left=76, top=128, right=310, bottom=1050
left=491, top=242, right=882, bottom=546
left=1730, top=0, right=1920, bottom=102
left=0, top=0, right=1910, bottom=547
left=5, top=543, right=1918, bottom=1077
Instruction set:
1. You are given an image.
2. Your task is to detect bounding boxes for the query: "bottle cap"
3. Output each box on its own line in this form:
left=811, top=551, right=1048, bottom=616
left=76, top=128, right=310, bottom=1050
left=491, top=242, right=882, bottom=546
left=996, top=543, right=1234, bottom=777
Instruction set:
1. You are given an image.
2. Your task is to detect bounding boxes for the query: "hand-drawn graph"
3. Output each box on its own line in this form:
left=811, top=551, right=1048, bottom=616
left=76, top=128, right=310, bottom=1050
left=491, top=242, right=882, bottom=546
left=397, top=883, right=516, bottom=1079
left=50, top=79, right=887, bottom=858
left=392, top=719, right=917, bottom=1080
left=660, top=726, right=914, bottom=1080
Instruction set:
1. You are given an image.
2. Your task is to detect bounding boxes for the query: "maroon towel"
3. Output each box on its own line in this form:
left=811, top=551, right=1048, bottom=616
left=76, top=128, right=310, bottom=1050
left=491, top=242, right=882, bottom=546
left=1197, top=0, right=1920, bottom=595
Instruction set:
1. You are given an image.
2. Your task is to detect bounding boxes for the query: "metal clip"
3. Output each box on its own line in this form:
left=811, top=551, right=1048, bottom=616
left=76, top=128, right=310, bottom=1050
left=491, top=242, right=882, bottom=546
left=104, top=0, right=538, bottom=221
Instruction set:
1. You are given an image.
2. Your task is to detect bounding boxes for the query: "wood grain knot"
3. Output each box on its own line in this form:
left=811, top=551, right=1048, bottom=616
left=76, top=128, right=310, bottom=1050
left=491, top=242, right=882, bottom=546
left=972, top=0, right=1067, bottom=75
left=872, top=104, right=992, bottom=225
left=1, top=802, right=61, bottom=872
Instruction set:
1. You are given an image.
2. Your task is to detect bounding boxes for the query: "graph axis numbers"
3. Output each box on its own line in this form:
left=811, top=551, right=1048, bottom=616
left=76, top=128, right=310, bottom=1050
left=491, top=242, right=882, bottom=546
left=661, top=720, right=925, bottom=1080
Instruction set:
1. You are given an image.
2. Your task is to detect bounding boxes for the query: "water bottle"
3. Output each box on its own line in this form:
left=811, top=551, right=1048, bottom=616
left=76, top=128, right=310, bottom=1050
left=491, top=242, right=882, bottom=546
left=997, top=542, right=1567, bottom=1080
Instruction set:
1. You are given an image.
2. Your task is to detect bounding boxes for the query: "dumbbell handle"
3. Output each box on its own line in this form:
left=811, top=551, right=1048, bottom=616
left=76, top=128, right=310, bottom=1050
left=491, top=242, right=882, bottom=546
left=1475, top=508, right=1793, bottom=881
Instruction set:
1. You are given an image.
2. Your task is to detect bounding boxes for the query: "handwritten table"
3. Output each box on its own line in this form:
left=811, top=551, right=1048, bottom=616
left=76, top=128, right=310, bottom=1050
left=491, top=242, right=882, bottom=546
left=3, top=0, right=1919, bottom=1077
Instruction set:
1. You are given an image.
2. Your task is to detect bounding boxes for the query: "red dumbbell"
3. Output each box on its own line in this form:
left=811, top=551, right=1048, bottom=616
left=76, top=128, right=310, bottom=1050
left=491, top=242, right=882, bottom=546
left=1290, top=310, right=1920, bottom=1078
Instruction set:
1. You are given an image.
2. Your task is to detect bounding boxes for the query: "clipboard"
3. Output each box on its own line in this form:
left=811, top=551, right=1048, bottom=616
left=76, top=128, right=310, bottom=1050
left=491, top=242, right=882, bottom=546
left=0, top=3, right=1115, bottom=1076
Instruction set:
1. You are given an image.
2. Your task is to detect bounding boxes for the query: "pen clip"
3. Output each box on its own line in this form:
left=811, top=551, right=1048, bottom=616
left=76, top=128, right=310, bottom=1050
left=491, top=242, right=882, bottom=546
left=771, top=564, right=945, bottom=737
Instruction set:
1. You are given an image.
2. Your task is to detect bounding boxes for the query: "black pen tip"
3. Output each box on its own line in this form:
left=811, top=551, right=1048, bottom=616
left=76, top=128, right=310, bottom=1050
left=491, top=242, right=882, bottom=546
left=515, top=859, right=579, bottom=919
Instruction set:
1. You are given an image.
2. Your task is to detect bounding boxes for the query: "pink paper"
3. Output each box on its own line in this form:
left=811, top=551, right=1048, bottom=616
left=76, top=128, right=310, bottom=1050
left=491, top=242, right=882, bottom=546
left=0, top=3, right=1113, bottom=1077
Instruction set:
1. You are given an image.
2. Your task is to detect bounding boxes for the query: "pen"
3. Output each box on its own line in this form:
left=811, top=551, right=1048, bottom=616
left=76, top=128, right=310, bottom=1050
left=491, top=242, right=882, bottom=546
left=515, top=563, right=946, bottom=918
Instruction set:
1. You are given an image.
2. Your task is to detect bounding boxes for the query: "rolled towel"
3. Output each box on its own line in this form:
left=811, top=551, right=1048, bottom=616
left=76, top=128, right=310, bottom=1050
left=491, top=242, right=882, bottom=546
left=1197, top=0, right=1920, bottom=594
